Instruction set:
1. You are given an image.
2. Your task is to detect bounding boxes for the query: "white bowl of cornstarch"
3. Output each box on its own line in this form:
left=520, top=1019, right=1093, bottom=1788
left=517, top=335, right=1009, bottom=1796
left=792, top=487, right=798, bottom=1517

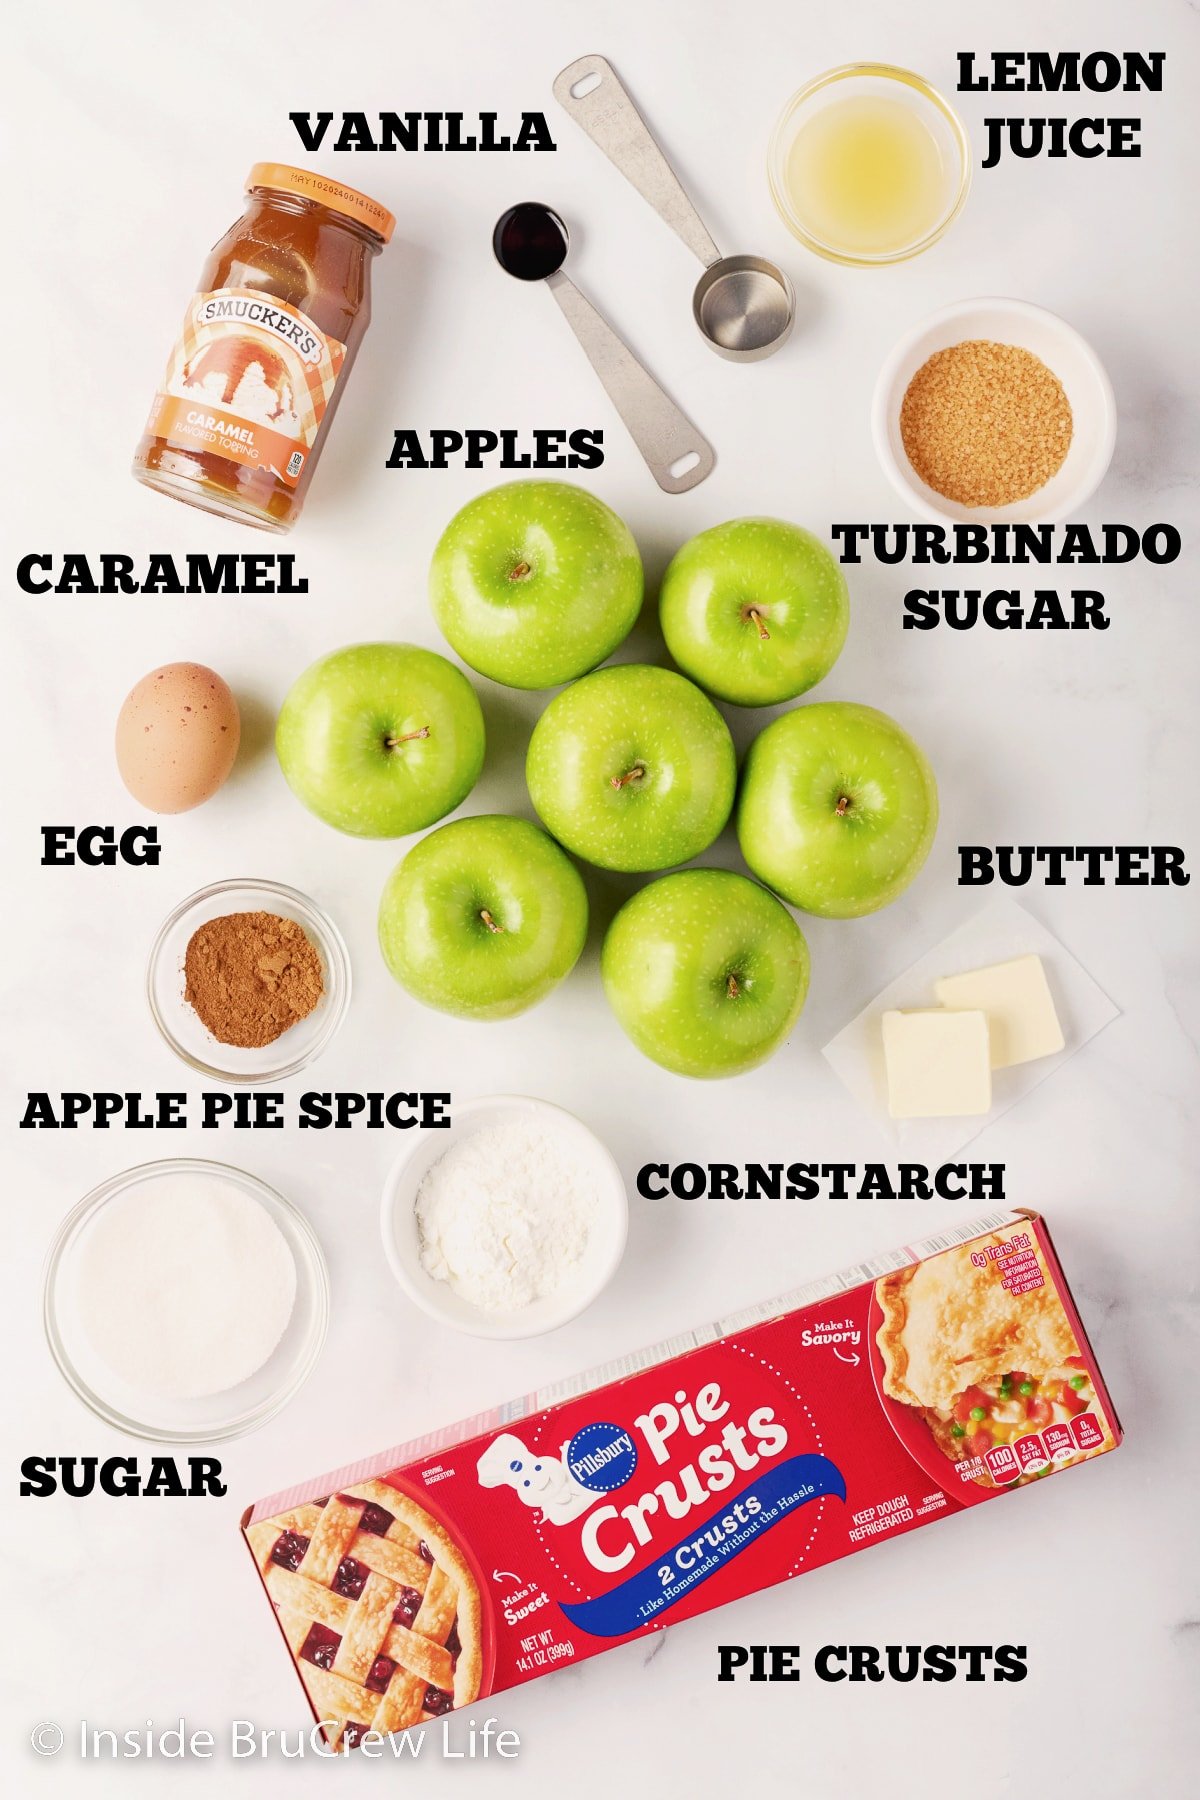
left=381, top=1095, right=628, bottom=1340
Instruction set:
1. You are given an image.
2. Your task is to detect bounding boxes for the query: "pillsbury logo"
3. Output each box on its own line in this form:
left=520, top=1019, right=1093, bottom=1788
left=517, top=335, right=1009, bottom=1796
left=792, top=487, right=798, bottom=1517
left=565, top=1422, right=638, bottom=1493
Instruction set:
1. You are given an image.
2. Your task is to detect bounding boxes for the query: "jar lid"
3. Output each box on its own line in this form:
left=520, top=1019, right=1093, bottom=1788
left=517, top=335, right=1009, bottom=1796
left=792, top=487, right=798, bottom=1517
left=245, top=163, right=395, bottom=242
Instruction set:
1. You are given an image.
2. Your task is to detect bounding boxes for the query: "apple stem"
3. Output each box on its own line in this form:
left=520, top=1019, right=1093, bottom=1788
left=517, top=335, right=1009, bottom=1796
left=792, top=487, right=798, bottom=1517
left=726, top=973, right=741, bottom=999
left=385, top=726, right=431, bottom=748
left=479, top=908, right=505, bottom=934
left=610, top=764, right=646, bottom=790
left=509, top=560, right=532, bottom=581
left=748, top=607, right=771, bottom=642
left=835, top=794, right=851, bottom=816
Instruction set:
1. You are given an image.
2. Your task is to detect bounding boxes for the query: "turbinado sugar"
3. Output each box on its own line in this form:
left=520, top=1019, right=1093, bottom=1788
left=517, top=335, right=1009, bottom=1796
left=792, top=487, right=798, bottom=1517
left=900, top=339, right=1073, bottom=508
left=184, top=911, right=324, bottom=1048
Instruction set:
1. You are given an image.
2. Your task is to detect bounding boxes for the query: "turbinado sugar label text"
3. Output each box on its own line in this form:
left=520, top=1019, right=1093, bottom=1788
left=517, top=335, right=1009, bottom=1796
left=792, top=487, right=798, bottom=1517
left=830, top=520, right=1181, bottom=633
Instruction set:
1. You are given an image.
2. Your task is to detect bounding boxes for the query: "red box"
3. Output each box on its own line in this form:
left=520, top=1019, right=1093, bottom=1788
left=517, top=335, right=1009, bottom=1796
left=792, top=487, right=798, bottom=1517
left=243, top=1210, right=1121, bottom=1748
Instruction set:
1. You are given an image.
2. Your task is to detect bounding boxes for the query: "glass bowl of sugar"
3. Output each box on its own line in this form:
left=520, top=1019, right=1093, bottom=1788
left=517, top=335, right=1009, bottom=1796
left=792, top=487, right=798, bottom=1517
left=381, top=1095, right=628, bottom=1340
left=44, top=1158, right=330, bottom=1441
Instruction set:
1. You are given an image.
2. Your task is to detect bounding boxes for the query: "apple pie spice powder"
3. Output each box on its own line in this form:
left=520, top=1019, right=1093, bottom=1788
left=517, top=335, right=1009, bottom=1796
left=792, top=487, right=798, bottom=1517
left=184, top=911, right=324, bottom=1048
left=899, top=339, right=1074, bottom=508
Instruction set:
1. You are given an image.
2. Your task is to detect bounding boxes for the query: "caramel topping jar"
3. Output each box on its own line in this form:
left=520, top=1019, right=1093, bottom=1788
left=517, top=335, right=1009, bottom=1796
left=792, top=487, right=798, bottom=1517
left=133, top=165, right=394, bottom=533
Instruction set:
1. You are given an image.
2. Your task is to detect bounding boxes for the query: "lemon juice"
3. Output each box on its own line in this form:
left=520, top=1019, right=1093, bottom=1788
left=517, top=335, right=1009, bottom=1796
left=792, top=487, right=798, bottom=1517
left=784, top=93, right=950, bottom=256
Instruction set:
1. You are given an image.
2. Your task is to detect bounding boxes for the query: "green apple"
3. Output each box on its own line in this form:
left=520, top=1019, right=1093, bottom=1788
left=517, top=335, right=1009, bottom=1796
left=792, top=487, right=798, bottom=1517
left=429, top=480, right=643, bottom=689
left=526, top=664, right=736, bottom=872
left=276, top=643, right=484, bottom=837
left=659, top=518, right=849, bottom=706
left=601, top=869, right=809, bottom=1078
left=378, top=814, right=588, bottom=1019
left=736, top=702, right=937, bottom=918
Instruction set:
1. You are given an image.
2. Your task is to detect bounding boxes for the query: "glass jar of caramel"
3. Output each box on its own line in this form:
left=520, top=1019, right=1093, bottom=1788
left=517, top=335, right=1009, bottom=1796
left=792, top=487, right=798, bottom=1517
left=133, top=164, right=394, bottom=533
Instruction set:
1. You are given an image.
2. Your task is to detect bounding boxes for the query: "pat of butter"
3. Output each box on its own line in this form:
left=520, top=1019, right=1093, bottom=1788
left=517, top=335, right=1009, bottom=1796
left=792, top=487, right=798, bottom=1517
left=934, top=953, right=1064, bottom=1070
left=881, top=1009, right=992, bottom=1119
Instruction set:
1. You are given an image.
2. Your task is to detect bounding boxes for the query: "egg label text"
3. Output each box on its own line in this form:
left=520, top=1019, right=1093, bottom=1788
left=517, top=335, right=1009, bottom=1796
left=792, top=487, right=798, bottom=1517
left=41, top=825, right=159, bottom=867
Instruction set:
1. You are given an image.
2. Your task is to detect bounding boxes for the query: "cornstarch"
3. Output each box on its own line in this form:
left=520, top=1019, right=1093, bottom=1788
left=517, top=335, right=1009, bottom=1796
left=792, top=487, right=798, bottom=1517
left=415, top=1120, right=601, bottom=1313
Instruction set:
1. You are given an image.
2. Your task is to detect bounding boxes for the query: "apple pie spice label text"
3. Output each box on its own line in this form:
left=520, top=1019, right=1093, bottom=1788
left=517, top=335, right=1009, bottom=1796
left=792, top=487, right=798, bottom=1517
left=830, top=521, right=1181, bottom=632
left=19, top=1092, right=453, bottom=1130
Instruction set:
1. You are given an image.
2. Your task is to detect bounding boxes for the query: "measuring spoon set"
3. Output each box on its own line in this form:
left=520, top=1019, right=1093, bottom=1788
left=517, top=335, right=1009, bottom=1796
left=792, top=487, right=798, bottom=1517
left=494, top=54, right=796, bottom=493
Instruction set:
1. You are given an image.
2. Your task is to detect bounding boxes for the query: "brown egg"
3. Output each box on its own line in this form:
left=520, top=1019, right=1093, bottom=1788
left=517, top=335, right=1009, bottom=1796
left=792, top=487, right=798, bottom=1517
left=115, top=663, right=240, bottom=813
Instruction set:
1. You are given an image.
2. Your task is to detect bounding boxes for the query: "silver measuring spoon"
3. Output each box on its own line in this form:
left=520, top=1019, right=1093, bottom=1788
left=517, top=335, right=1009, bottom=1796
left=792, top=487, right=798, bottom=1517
left=554, top=55, right=795, bottom=361
left=493, top=202, right=714, bottom=493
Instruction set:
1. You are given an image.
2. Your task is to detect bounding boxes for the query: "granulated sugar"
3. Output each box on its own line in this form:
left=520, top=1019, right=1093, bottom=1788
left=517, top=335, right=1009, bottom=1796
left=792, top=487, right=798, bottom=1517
left=415, top=1120, right=602, bottom=1314
left=77, top=1169, right=297, bottom=1398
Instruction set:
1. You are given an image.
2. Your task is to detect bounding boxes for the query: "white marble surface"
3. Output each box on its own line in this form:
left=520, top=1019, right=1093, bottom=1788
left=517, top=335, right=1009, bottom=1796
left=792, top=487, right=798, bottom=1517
left=3, top=1, right=1198, bottom=1795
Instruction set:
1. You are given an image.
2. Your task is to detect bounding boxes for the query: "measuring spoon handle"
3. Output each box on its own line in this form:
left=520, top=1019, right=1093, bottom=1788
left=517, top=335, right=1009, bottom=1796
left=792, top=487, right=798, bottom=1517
left=554, top=54, right=722, bottom=268
left=545, top=271, right=714, bottom=493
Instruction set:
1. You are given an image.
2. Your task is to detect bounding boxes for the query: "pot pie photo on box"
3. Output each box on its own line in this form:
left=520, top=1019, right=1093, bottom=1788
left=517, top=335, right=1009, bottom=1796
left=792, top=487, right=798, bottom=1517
left=875, top=1226, right=1115, bottom=1488
left=244, top=1211, right=1120, bottom=1745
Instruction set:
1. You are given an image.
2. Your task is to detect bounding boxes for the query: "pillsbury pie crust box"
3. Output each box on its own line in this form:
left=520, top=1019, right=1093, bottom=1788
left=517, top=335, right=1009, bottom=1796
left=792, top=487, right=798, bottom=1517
left=242, top=1210, right=1120, bottom=1746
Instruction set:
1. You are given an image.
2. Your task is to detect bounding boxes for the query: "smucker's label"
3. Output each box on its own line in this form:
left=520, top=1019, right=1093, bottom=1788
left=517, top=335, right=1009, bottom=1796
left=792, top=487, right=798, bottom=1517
left=143, top=287, right=346, bottom=486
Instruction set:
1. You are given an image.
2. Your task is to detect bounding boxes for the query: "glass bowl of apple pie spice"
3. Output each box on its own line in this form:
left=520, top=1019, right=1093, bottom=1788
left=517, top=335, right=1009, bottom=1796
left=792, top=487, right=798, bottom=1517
left=148, top=878, right=351, bottom=1084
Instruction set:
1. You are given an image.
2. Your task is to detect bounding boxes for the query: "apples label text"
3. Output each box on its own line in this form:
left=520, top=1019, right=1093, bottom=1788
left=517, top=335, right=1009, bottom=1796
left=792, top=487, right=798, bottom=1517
left=959, top=846, right=1190, bottom=887
left=956, top=50, right=1164, bottom=169
left=637, top=1162, right=1005, bottom=1202
left=386, top=428, right=603, bottom=471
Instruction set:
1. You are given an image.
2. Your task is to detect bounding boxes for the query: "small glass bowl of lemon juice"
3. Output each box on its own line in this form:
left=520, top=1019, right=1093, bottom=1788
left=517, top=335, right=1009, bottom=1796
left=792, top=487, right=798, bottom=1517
left=769, top=65, right=970, bottom=265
